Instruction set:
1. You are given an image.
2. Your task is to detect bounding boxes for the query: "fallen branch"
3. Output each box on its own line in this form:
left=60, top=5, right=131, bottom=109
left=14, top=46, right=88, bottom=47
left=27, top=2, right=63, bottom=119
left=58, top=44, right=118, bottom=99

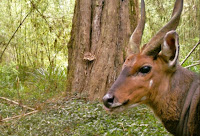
left=0, top=97, right=35, bottom=111
left=181, top=40, right=200, bottom=65
left=1, top=110, right=38, bottom=122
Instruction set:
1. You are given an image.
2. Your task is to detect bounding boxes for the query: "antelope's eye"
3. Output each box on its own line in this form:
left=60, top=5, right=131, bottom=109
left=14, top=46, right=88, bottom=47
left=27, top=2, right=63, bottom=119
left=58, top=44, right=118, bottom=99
left=139, top=66, right=151, bottom=74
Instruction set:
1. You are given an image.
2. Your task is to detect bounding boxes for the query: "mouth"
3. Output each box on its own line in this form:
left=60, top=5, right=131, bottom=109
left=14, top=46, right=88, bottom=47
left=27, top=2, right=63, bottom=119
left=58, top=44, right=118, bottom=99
left=103, top=100, right=129, bottom=112
left=103, top=100, right=141, bottom=113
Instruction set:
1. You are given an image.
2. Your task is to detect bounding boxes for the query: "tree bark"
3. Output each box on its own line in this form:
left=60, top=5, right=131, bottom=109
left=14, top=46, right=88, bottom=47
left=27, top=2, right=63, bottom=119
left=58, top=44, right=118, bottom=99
left=67, top=0, right=138, bottom=100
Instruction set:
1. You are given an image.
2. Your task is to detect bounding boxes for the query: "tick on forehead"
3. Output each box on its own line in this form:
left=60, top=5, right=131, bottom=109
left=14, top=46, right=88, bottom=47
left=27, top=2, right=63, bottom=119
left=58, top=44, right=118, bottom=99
left=124, top=55, right=136, bottom=65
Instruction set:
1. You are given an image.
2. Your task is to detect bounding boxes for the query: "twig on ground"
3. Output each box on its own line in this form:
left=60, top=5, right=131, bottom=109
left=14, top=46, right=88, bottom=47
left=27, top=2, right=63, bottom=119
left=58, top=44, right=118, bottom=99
left=0, top=97, right=35, bottom=111
left=0, top=110, right=38, bottom=122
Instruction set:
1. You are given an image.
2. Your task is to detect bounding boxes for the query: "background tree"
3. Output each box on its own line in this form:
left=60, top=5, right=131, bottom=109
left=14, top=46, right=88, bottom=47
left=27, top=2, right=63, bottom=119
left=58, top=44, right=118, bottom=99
left=67, top=0, right=139, bottom=100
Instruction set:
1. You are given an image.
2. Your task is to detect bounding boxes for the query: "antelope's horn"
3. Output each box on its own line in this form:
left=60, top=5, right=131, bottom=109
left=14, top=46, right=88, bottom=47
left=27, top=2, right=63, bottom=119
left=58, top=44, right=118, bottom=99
left=142, top=0, right=183, bottom=56
left=128, top=0, right=145, bottom=54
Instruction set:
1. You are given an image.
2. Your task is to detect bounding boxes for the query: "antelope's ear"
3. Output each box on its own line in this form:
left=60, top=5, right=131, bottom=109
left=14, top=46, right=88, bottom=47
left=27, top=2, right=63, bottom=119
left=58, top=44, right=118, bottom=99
left=160, top=30, right=179, bottom=67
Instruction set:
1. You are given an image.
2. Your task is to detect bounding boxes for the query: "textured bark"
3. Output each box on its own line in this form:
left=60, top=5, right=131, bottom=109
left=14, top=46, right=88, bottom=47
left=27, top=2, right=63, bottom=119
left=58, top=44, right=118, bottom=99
left=67, top=0, right=138, bottom=100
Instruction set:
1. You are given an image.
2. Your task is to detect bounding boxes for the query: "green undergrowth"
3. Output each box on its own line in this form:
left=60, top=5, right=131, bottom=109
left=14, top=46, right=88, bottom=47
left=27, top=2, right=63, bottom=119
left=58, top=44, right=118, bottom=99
left=0, top=98, right=171, bottom=136
left=0, top=62, right=67, bottom=106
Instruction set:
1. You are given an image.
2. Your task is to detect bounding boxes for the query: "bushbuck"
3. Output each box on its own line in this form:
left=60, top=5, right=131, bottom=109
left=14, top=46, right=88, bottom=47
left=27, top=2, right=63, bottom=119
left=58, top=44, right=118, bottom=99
left=102, top=0, right=200, bottom=135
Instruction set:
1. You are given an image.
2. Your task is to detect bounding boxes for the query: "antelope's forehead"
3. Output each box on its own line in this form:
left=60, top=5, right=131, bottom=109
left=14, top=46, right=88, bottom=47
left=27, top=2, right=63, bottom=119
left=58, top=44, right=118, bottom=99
left=124, top=54, right=153, bottom=67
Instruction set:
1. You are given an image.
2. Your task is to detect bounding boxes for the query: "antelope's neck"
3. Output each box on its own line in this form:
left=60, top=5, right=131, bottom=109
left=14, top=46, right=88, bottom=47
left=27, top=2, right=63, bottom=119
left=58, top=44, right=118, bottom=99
left=148, top=65, right=197, bottom=135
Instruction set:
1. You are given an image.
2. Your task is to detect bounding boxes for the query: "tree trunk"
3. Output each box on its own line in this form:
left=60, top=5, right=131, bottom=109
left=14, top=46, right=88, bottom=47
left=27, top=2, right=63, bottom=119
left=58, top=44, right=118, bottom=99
left=67, top=0, right=138, bottom=100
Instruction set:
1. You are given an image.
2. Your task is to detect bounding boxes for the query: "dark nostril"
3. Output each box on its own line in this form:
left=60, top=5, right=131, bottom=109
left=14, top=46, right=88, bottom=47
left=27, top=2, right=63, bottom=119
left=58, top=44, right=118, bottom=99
left=107, top=97, right=114, bottom=103
left=103, top=93, right=115, bottom=108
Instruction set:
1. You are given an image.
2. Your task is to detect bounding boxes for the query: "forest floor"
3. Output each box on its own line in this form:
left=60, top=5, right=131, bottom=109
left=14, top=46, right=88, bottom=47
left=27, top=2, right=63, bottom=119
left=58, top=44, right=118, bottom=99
left=0, top=96, right=171, bottom=136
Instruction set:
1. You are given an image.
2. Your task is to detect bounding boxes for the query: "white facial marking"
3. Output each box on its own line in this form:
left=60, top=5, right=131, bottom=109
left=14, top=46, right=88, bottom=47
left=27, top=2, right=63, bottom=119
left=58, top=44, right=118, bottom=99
left=149, top=79, right=153, bottom=88
left=141, top=96, right=147, bottom=101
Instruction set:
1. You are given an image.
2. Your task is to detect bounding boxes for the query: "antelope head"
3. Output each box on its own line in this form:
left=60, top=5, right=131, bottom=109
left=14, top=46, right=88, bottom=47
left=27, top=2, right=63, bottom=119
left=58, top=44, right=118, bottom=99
left=103, top=0, right=183, bottom=112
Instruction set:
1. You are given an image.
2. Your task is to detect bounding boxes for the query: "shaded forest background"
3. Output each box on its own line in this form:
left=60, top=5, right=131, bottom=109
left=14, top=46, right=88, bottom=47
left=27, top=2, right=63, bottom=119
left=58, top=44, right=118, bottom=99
left=0, top=0, right=199, bottom=107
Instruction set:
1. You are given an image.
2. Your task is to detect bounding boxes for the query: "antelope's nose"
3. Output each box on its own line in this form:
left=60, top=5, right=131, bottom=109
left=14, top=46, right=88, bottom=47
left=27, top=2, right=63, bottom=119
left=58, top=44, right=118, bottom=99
left=103, top=93, right=115, bottom=108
